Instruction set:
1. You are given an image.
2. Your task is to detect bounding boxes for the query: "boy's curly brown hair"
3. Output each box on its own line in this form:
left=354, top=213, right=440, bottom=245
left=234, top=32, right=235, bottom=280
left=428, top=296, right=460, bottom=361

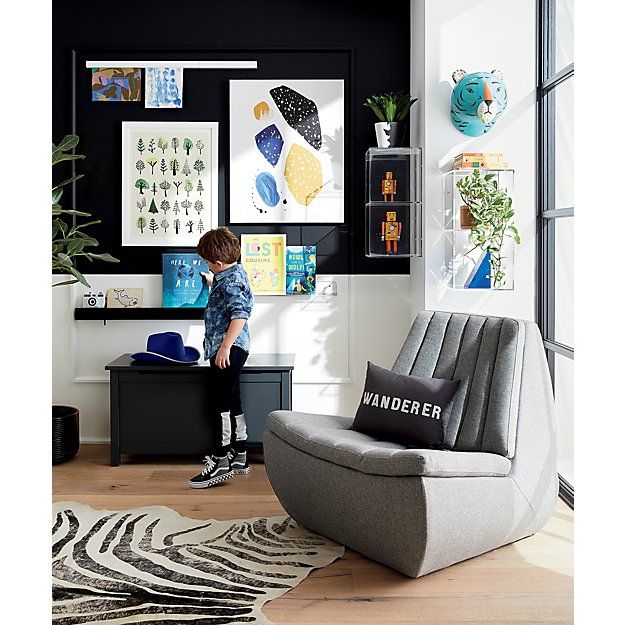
left=196, top=227, right=241, bottom=264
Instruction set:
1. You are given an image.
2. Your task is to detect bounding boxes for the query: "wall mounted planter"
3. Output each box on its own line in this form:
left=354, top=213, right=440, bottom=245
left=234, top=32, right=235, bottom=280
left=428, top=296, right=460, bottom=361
left=443, top=169, right=515, bottom=289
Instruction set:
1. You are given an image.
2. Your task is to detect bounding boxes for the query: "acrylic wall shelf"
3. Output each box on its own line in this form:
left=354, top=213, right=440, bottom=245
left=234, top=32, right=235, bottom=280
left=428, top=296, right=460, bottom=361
left=73, top=280, right=340, bottom=324
left=443, top=169, right=515, bottom=290
left=365, top=147, right=422, bottom=258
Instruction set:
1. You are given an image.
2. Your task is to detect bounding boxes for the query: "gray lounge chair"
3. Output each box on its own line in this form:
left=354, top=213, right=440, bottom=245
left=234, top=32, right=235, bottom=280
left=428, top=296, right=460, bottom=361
left=263, top=311, right=558, bottom=577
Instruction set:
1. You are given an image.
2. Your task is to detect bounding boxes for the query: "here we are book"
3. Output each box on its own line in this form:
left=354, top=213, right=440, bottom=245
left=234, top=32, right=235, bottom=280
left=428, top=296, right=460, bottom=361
left=162, top=253, right=210, bottom=308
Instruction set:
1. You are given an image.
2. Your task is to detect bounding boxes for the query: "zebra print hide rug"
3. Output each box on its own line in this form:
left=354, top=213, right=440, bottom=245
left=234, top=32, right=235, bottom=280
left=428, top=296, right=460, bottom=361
left=52, top=502, right=344, bottom=624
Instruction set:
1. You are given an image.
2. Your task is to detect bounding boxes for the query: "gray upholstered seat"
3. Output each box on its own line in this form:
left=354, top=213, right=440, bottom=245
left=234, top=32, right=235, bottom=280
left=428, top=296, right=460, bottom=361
left=264, top=311, right=558, bottom=577
left=267, top=411, right=511, bottom=477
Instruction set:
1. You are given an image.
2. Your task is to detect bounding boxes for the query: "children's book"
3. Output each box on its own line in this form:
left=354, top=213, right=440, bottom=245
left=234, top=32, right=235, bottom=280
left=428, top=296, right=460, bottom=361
left=285, top=246, right=317, bottom=295
left=162, top=253, right=210, bottom=308
left=240, top=234, right=286, bottom=295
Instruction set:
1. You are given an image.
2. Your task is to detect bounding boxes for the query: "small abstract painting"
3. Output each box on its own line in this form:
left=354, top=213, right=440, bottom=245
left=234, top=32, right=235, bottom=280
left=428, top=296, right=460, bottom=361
left=230, top=79, right=344, bottom=223
left=145, top=67, right=183, bottom=109
left=92, top=68, right=141, bottom=102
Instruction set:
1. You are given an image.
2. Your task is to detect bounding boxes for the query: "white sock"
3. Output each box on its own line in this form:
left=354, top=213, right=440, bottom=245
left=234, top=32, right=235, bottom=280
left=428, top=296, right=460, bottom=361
left=220, top=411, right=231, bottom=448
left=233, top=414, right=247, bottom=442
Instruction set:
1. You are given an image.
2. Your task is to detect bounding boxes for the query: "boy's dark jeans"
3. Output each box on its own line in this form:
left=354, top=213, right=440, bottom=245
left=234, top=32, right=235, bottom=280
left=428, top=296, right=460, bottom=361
left=209, top=345, right=248, bottom=456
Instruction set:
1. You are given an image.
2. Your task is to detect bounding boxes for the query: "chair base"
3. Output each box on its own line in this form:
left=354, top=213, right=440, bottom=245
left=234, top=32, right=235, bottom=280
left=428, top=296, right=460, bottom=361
left=264, top=431, right=542, bottom=577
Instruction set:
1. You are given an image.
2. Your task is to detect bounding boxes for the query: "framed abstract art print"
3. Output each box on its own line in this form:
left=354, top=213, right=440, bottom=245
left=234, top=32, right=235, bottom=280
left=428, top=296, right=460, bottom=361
left=229, top=79, right=344, bottom=224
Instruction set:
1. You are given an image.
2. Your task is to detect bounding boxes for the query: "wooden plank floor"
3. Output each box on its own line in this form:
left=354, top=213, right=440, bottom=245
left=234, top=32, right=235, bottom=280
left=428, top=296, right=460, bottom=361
left=53, top=445, right=573, bottom=625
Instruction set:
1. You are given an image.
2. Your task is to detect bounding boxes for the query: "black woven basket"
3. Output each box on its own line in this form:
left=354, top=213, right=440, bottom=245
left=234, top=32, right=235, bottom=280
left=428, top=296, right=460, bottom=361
left=52, top=405, right=79, bottom=465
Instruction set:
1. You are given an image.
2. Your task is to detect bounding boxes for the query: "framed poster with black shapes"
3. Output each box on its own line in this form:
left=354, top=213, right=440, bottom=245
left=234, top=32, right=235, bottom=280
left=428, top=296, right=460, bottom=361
left=121, top=121, right=218, bottom=246
left=229, top=79, right=344, bottom=224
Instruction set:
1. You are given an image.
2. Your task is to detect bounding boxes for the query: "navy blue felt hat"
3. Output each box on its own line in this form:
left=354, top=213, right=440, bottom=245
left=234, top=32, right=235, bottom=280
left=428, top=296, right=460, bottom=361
left=131, top=332, right=200, bottom=365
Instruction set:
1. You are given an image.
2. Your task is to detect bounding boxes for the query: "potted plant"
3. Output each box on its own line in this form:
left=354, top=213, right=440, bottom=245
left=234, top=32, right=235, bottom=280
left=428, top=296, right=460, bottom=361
left=53, top=135, right=119, bottom=287
left=456, top=169, right=520, bottom=289
left=52, top=135, right=119, bottom=463
left=363, top=91, right=418, bottom=148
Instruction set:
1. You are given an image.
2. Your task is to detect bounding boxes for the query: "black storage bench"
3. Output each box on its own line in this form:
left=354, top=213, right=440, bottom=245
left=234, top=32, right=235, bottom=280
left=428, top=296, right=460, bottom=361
left=105, top=353, right=295, bottom=466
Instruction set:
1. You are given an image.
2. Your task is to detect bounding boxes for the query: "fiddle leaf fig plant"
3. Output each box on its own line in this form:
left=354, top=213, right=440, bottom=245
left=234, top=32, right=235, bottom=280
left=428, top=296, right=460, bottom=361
left=52, top=135, right=119, bottom=287
left=456, top=169, right=520, bottom=289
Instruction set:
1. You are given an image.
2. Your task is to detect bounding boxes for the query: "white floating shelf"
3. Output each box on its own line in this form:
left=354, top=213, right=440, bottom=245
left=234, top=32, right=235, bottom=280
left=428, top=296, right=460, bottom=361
left=85, top=60, right=257, bottom=69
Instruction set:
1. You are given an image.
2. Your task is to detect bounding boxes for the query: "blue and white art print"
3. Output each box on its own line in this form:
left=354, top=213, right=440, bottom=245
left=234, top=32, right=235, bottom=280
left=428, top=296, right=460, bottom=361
left=146, top=67, right=183, bottom=109
left=162, top=253, right=210, bottom=308
left=229, top=79, right=344, bottom=224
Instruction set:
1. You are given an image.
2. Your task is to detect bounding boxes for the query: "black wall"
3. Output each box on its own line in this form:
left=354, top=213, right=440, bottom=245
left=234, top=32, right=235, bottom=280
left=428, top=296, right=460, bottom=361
left=53, top=0, right=411, bottom=275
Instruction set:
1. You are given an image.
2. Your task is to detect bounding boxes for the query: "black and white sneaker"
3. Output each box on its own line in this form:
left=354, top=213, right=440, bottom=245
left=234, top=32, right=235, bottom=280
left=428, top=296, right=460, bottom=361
left=188, top=455, right=234, bottom=488
left=228, top=448, right=250, bottom=476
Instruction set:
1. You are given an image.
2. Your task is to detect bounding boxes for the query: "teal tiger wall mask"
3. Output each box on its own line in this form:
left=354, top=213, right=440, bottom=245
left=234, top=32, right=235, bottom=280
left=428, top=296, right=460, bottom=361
left=450, top=69, right=508, bottom=136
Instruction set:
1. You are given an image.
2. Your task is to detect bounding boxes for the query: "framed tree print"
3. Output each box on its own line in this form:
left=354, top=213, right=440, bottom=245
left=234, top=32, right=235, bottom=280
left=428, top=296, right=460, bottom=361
left=121, top=121, right=218, bottom=246
left=229, top=79, right=344, bottom=224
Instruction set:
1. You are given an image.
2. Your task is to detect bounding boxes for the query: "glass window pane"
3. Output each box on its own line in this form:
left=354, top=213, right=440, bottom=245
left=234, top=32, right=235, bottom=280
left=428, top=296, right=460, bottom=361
left=554, top=216, right=574, bottom=346
left=553, top=76, right=574, bottom=209
left=555, top=0, right=574, bottom=75
left=554, top=353, right=574, bottom=486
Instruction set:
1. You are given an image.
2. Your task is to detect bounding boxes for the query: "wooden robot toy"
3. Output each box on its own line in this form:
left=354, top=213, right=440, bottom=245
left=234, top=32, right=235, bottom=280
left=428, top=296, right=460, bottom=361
left=381, top=210, right=402, bottom=254
left=381, top=171, right=397, bottom=201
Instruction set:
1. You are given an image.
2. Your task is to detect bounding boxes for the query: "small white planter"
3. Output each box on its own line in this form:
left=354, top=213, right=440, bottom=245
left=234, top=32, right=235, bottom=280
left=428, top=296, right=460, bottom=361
left=375, top=122, right=391, bottom=147
left=374, top=122, right=406, bottom=148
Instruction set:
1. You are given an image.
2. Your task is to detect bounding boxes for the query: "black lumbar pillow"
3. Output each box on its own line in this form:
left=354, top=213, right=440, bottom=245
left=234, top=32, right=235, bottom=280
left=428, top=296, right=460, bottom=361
left=352, top=362, right=460, bottom=449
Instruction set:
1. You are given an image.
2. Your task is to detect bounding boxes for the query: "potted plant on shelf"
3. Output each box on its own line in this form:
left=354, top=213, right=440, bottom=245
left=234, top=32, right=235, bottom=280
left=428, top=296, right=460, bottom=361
left=456, top=169, right=521, bottom=289
left=363, top=91, right=418, bottom=148
left=52, top=135, right=119, bottom=464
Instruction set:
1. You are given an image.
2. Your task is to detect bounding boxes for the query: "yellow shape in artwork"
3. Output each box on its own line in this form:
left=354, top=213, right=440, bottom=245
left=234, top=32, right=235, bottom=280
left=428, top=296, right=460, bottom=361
left=253, top=100, right=270, bottom=120
left=284, top=144, right=323, bottom=206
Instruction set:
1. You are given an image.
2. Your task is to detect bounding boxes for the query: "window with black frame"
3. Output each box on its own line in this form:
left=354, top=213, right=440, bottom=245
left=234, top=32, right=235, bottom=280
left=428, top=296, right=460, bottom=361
left=537, top=0, right=574, bottom=506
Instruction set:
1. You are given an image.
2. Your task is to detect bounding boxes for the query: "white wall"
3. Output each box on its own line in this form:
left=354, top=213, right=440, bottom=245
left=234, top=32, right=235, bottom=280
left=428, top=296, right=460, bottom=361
left=411, top=0, right=536, bottom=320
left=53, top=274, right=412, bottom=441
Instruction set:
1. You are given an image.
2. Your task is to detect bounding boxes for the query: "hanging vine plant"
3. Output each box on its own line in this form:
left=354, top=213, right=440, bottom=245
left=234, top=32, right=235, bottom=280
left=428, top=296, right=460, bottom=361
left=455, top=169, right=520, bottom=289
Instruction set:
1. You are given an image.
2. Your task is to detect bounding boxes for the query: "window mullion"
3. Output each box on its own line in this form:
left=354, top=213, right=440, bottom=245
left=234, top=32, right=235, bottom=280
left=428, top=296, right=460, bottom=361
left=544, top=339, right=574, bottom=359
left=541, top=63, right=574, bottom=93
left=543, top=207, right=574, bottom=218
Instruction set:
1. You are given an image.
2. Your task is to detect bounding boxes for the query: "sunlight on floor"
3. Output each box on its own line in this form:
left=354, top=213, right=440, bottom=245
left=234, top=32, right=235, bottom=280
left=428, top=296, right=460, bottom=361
left=512, top=500, right=573, bottom=575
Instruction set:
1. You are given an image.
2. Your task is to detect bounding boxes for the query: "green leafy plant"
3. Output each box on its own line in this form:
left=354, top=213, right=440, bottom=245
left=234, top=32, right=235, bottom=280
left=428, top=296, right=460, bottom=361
left=52, top=135, right=119, bottom=287
left=363, top=91, right=418, bottom=122
left=456, top=169, right=520, bottom=289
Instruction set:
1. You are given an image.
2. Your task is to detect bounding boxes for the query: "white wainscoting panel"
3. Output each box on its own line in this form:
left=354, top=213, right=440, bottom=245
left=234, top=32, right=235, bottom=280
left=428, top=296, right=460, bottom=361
left=53, top=273, right=411, bottom=441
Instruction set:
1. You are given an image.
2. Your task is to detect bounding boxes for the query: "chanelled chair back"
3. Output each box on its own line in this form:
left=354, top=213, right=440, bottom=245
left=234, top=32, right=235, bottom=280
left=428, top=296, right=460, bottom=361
left=392, top=311, right=525, bottom=458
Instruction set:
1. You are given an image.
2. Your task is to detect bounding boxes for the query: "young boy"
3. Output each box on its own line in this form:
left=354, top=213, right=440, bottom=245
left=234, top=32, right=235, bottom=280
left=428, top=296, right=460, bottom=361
left=188, top=227, right=254, bottom=488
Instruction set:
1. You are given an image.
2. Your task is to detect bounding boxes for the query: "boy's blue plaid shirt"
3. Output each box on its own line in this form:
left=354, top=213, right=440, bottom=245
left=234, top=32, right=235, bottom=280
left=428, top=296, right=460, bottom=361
left=203, top=264, right=253, bottom=359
